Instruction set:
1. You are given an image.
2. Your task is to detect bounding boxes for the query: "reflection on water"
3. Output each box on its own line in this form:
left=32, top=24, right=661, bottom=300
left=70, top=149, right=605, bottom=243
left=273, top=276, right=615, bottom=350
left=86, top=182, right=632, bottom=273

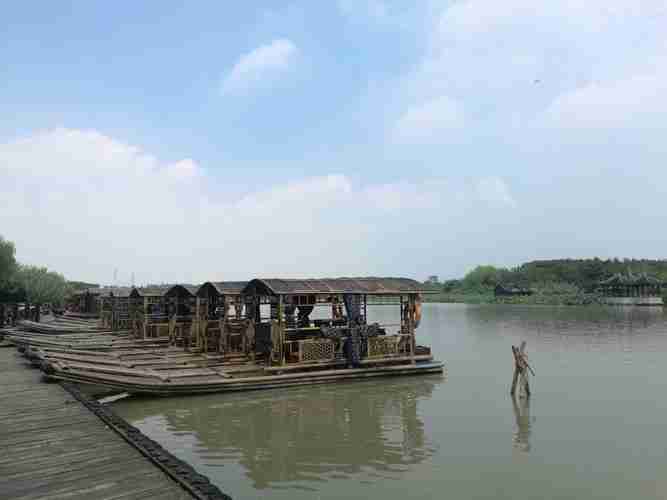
left=115, top=376, right=442, bottom=490
left=114, top=304, right=667, bottom=500
left=512, top=396, right=533, bottom=454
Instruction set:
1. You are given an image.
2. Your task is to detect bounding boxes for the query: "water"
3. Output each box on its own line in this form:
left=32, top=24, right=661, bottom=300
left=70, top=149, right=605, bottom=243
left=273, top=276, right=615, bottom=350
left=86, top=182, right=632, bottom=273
left=113, top=304, right=667, bottom=499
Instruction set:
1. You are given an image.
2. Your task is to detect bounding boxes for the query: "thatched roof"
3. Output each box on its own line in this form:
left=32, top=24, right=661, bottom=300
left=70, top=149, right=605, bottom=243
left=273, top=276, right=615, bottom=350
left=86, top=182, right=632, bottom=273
left=197, top=281, right=247, bottom=298
left=241, top=277, right=427, bottom=296
left=129, top=286, right=172, bottom=298
left=74, top=287, right=132, bottom=298
left=163, top=284, right=200, bottom=299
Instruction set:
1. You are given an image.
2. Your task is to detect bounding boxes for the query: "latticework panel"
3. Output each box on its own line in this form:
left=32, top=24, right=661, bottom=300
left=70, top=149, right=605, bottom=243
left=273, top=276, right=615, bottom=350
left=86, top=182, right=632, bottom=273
left=300, top=339, right=335, bottom=363
left=367, top=336, right=401, bottom=358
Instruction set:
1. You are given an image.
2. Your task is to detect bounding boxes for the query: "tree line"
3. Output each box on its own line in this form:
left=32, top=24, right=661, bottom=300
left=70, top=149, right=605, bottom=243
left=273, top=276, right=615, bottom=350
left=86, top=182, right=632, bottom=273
left=433, top=258, right=667, bottom=295
left=0, top=235, right=78, bottom=306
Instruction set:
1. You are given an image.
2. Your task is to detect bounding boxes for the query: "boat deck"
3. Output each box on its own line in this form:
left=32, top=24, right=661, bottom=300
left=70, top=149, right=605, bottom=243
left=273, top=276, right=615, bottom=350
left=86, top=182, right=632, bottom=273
left=0, top=348, right=195, bottom=500
left=4, top=316, right=444, bottom=397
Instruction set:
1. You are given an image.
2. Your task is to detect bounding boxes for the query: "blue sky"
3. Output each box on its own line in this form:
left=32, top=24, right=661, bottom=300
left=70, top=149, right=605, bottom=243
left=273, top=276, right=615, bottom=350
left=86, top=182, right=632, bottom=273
left=2, top=2, right=421, bottom=177
left=2, top=1, right=667, bottom=285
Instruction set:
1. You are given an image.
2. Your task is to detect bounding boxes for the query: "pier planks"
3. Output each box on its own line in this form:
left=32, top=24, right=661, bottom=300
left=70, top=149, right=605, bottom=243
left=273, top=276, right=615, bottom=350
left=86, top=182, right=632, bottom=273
left=0, top=348, right=194, bottom=500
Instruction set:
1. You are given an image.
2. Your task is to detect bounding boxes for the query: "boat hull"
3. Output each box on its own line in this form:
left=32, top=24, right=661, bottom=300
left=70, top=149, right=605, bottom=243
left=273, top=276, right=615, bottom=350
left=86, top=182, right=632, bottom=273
left=48, top=360, right=445, bottom=396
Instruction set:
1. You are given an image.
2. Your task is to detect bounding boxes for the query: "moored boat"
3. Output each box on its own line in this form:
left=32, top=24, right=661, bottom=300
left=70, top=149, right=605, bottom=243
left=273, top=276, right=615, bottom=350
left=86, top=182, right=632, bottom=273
left=39, top=277, right=444, bottom=396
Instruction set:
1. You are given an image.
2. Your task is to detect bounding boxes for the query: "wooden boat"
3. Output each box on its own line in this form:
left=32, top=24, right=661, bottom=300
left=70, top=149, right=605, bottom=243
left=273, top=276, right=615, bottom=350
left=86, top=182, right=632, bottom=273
left=40, top=277, right=444, bottom=395
left=42, top=359, right=443, bottom=395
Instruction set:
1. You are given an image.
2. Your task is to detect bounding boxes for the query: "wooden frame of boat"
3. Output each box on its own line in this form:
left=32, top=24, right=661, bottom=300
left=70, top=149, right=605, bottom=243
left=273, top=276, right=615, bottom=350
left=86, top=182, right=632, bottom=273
left=37, top=277, right=443, bottom=395
left=68, top=287, right=104, bottom=316
left=99, top=287, right=133, bottom=331
left=242, top=278, right=428, bottom=369
left=163, top=284, right=199, bottom=347
left=193, top=281, right=247, bottom=355
left=128, top=286, right=172, bottom=339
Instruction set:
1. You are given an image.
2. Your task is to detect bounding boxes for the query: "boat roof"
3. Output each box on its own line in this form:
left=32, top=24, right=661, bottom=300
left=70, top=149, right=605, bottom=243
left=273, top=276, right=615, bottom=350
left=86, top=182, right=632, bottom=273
left=197, top=281, right=248, bottom=297
left=73, top=286, right=132, bottom=298
left=241, top=277, right=429, bottom=296
left=129, top=285, right=172, bottom=298
left=163, top=284, right=200, bottom=298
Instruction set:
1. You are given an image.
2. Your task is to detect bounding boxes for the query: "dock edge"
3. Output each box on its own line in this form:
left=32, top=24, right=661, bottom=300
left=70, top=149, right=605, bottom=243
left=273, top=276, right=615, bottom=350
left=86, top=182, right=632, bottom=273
left=59, top=382, right=232, bottom=500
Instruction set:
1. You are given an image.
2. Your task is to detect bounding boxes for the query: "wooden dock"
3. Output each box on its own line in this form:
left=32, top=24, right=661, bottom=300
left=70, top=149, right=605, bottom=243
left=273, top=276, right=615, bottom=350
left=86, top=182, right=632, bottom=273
left=0, top=347, right=219, bottom=500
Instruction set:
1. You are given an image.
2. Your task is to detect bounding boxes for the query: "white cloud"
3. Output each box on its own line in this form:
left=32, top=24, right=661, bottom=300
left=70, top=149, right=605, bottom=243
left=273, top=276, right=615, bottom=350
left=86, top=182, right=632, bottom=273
left=221, top=39, right=297, bottom=94
left=0, top=128, right=520, bottom=284
left=393, top=95, right=464, bottom=142
left=234, top=175, right=352, bottom=218
left=546, top=69, right=667, bottom=130
left=392, top=0, right=667, bottom=138
left=166, top=159, right=200, bottom=180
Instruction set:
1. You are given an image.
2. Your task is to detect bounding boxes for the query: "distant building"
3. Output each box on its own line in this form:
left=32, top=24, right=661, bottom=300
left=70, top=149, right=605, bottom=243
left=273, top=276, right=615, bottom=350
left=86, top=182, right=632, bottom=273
left=597, top=272, right=664, bottom=306
left=494, top=284, right=533, bottom=297
left=426, top=275, right=440, bottom=285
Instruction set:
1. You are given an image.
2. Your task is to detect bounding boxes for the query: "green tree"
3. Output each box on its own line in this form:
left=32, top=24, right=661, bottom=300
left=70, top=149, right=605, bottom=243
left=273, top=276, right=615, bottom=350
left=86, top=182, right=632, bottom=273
left=0, top=235, right=18, bottom=287
left=463, top=265, right=503, bottom=288
left=16, top=265, right=70, bottom=306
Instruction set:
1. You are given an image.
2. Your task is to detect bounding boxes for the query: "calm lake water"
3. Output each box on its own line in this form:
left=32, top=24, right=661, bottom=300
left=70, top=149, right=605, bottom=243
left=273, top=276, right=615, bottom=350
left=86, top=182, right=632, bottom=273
left=113, top=304, right=667, bottom=499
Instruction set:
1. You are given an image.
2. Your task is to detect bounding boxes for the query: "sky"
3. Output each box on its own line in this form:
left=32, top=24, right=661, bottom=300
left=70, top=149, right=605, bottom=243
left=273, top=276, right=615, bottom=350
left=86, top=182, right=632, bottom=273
left=2, top=1, right=667, bottom=285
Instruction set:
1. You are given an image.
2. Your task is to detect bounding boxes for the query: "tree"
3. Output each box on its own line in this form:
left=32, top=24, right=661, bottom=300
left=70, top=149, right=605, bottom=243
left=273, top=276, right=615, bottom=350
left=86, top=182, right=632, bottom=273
left=463, top=265, right=504, bottom=288
left=16, top=265, right=70, bottom=306
left=0, top=235, right=17, bottom=287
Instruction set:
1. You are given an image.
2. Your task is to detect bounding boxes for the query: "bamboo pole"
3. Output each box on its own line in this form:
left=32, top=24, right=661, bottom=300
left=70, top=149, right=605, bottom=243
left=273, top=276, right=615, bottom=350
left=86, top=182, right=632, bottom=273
left=409, top=294, right=416, bottom=365
left=511, top=341, right=534, bottom=397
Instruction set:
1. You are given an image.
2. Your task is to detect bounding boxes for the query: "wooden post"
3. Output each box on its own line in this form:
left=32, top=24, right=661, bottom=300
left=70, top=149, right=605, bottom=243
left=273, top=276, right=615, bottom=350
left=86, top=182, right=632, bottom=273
left=129, top=298, right=136, bottom=336
left=110, top=296, right=116, bottom=332
left=143, top=297, right=149, bottom=339
left=195, top=297, right=201, bottom=351
left=278, top=295, right=285, bottom=366
left=246, top=319, right=255, bottom=361
left=409, top=294, right=416, bottom=365
left=511, top=341, right=534, bottom=397
left=219, top=297, right=229, bottom=354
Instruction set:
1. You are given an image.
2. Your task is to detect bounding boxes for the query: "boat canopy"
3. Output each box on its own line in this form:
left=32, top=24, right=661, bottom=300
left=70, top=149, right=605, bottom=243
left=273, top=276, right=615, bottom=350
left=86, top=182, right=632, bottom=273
left=163, top=284, right=199, bottom=299
left=129, top=286, right=171, bottom=298
left=241, top=277, right=428, bottom=297
left=196, top=281, right=247, bottom=298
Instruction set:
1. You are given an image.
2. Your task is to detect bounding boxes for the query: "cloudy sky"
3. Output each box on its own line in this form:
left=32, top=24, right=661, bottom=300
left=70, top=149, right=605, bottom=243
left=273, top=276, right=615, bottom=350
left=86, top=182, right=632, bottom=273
left=2, top=1, right=666, bottom=285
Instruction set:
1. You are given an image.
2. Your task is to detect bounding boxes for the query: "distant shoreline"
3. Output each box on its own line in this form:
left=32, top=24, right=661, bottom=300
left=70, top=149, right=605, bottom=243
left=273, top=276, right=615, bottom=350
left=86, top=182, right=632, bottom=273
left=423, top=294, right=665, bottom=307
left=423, top=292, right=605, bottom=306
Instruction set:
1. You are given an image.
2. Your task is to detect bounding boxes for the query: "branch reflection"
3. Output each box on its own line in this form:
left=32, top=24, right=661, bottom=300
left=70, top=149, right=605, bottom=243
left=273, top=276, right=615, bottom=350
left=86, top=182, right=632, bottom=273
left=512, top=395, right=533, bottom=454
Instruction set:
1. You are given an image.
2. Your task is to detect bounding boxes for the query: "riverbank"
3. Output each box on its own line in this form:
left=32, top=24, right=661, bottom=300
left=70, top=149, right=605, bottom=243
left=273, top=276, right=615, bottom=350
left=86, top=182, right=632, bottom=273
left=423, top=289, right=608, bottom=306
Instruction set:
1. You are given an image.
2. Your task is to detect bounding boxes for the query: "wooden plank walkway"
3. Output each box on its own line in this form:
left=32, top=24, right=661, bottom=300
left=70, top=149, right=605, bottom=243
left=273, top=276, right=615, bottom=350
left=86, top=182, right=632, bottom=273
left=0, top=348, right=195, bottom=500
